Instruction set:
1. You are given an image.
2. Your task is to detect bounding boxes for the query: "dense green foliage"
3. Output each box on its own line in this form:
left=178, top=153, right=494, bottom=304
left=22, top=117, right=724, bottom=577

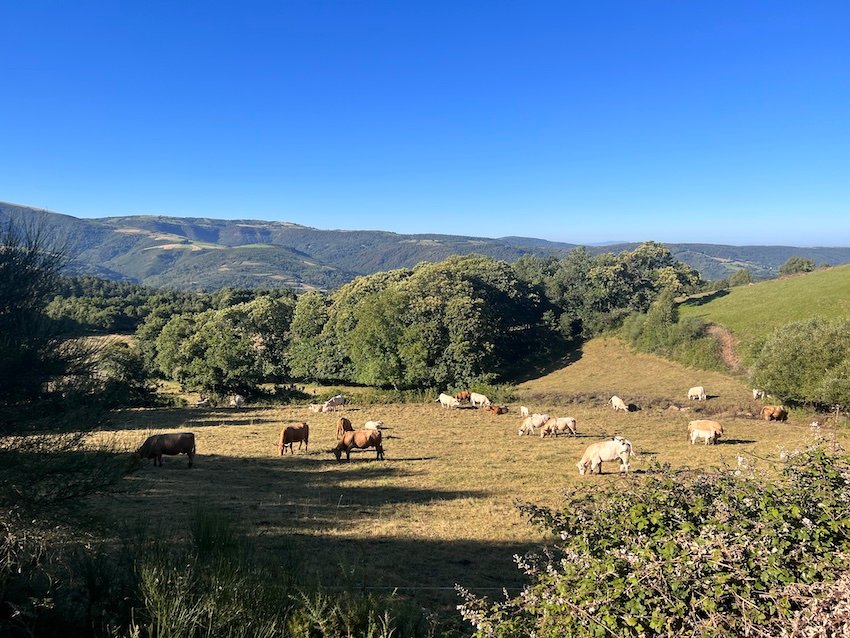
left=779, top=255, right=817, bottom=276
left=621, top=290, right=725, bottom=371
left=514, top=242, right=703, bottom=339
left=751, top=317, right=850, bottom=409
left=459, top=445, right=850, bottom=637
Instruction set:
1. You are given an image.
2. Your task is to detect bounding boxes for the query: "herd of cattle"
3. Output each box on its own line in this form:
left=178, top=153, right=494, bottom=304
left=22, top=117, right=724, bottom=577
left=137, top=385, right=793, bottom=475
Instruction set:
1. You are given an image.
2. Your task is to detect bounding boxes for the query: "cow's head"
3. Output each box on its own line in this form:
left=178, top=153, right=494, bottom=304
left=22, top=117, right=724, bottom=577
left=332, top=444, right=344, bottom=462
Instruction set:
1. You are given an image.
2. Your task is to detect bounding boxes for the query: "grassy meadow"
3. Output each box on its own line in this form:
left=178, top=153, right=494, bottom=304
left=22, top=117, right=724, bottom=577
left=85, top=337, right=841, bottom=616
left=679, top=264, right=850, bottom=359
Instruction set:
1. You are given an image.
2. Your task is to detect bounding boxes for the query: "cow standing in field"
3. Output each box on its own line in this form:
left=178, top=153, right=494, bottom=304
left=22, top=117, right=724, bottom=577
left=760, top=405, right=788, bottom=422
left=438, top=393, right=460, bottom=409
left=577, top=436, right=633, bottom=475
left=138, top=432, right=196, bottom=468
left=688, top=419, right=723, bottom=445
left=336, top=417, right=354, bottom=439
left=279, top=422, right=310, bottom=455
left=610, top=396, right=629, bottom=412
left=332, top=430, right=384, bottom=462
left=322, top=395, right=345, bottom=412
left=230, top=394, right=245, bottom=408
left=470, top=392, right=492, bottom=408
left=752, top=388, right=766, bottom=400
left=540, top=417, right=577, bottom=438
left=688, top=386, right=707, bottom=401
left=455, top=390, right=471, bottom=403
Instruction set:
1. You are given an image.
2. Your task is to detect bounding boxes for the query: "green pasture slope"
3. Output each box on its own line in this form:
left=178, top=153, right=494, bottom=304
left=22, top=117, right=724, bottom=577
left=679, top=264, right=850, bottom=359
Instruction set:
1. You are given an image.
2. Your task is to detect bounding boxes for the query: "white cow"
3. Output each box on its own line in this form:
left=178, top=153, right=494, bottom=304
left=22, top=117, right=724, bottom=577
left=520, top=406, right=529, bottom=417
left=540, top=417, right=577, bottom=438
left=752, top=388, right=766, bottom=400
left=438, top=393, right=460, bottom=409
left=518, top=413, right=550, bottom=435
left=470, top=392, right=491, bottom=408
left=364, top=420, right=384, bottom=430
left=688, top=419, right=723, bottom=445
left=610, top=395, right=628, bottom=412
left=323, top=394, right=345, bottom=412
left=688, top=386, right=707, bottom=401
left=577, top=436, right=633, bottom=475
left=230, top=394, right=245, bottom=409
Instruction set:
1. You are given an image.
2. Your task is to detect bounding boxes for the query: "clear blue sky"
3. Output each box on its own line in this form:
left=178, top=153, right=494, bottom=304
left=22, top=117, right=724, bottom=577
left=2, top=1, right=849, bottom=245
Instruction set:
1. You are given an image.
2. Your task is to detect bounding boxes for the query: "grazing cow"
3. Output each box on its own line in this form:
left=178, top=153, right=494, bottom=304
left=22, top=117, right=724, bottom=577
left=577, top=436, right=633, bottom=475
left=279, top=422, right=310, bottom=455
left=364, top=420, right=384, bottom=430
left=323, top=394, right=345, bottom=412
left=760, top=405, right=788, bottom=422
left=610, top=396, right=629, bottom=412
left=138, top=432, right=196, bottom=468
left=688, top=419, right=723, bottom=445
left=487, top=405, right=508, bottom=415
left=520, top=406, right=529, bottom=417
left=333, top=429, right=384, bottom=462
left=540, top=416, right=577, bottom=438
left=470, top=392, right=492, bottom=408
left=438, top=393, right=460, bottom=409
left=518, top=413, right=550, bottom=435
left=688, top=386, right=707, bottom=401
left=752, top=388, right=766, bottom=400
left=336, top=417, right=354, bottom=440
left=308, top=403, right=322, bottom=413
left=455, top=390, right=471, bottom=403
left=230, top=394, right=245, bottom=409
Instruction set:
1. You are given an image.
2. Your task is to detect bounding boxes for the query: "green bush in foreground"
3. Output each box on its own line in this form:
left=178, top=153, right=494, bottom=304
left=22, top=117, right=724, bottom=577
left=459, top=444, right=850, bottom=637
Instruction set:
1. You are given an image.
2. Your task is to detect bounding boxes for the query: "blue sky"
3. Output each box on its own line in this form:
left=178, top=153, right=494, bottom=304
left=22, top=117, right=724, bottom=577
left=2, top=1, right=849, bottom=245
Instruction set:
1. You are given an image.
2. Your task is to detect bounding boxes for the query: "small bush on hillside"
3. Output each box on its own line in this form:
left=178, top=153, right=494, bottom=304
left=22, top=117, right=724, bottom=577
left=780, top=256, right=816, bottom=276
left=458, top=444, right=850, bottom=637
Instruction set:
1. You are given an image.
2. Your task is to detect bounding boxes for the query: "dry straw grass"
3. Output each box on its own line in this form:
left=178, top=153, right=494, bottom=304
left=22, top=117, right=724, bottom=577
left=86, top=337, right=844, bottom=606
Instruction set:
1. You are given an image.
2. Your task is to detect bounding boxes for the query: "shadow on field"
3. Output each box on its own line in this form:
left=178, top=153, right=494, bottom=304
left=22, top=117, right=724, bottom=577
left=512, top=340, right=584, bottom=383
left=719, top=438, right=757, bottom=445
left=102, top=452, right=529, bottom=610
left=107, top=407, right=288, bottom=432
left=680, top=289, right=730, bottom=308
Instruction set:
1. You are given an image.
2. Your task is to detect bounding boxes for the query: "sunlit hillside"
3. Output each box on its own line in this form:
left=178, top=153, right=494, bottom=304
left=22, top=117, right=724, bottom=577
left=678, top=264, right=850, bottom=360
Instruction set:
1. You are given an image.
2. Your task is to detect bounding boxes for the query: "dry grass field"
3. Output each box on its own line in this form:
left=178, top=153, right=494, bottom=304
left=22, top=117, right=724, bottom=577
left=86, top=337, right=842, bottom=611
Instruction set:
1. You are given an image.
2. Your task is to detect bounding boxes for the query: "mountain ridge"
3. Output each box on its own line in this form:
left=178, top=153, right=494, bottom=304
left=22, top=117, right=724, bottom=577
left=3, top=201, right=849, bottom=290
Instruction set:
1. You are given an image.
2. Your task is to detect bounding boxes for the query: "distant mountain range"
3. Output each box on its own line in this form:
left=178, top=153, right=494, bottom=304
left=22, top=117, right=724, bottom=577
left=3, top=201, right=850, bottom=290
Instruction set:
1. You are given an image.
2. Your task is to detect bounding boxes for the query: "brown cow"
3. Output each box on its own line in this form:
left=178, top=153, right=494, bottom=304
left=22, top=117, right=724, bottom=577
left=487, top=405, right=509, bottom=415
left=455, top=390, right=471, bottom=402
left=332, top=430, right=384, bottom=462
left=336, top=417, right=354, bottom=439
left=279, top=422, right=310, bottom=455
left=760, top=405, right=788, bottom=422
left=138, top=432, right=196, bottom=468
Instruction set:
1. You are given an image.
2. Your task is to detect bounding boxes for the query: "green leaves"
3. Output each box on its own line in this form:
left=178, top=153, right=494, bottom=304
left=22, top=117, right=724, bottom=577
left=462, top=447, right=850, bottom=637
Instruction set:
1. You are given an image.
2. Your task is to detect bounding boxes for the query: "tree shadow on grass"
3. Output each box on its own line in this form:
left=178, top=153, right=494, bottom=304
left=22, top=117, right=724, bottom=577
left=511, top=339, right=584, bottom=384
left=105, top=407, right=286, bottom=432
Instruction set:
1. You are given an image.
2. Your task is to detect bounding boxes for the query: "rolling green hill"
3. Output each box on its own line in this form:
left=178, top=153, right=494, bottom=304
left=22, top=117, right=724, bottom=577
left=4, top=201, right=850, bottom=291
left=679, top=264, right=850, bottom=359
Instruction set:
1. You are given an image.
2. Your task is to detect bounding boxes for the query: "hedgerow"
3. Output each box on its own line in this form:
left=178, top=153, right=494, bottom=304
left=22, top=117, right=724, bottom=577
left=458, top=443, right=850, bottom=637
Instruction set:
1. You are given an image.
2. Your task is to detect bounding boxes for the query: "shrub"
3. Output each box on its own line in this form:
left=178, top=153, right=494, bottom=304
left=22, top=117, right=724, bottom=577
left=458, top=444, right=850, bottom=637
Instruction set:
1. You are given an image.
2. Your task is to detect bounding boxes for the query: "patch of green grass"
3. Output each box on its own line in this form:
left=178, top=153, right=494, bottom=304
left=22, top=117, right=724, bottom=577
left=679, top=265, right=850, bottom=360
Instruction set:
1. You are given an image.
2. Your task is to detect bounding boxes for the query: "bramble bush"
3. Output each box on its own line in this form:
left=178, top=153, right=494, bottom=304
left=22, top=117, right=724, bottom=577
left=458, top=443, right=850, bottom=637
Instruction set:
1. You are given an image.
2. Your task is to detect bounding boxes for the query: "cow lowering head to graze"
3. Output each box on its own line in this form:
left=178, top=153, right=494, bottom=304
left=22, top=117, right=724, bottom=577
left=323, top=394, right=345, bottom=412
left=455, top=390, right=471, bottom=403
left=520, top=406, right=529, bottom=417
left=688, top=386, right=707, bottom=401
left=541, top=416, right=577, bottom=438
left=336, top=417, right=353, bottom=439
left=438, top=393, right=460, bottom=409
left=610, top=395, right=629, bottom=412
left=519, top=413, right=550, bottom=435
left=688, top=419, right=723, bottom=445
left=308, top=403, right=322, bottom=413
left=577, top=436, right=633, bottom=475
left=760, top=405, right=788, bottom=422
left=279, top=422, right=310, bottom=455
left=363, top=420, right=384, bottom=430
left=138, top=432, right=196, bottom=468
left=753, top=388, right=766, bottom=400
left=470, top=392, right=492, bottom=408
left=332, top=429, right=384, bottom=462
left=230, top=394, right=245, bottom=408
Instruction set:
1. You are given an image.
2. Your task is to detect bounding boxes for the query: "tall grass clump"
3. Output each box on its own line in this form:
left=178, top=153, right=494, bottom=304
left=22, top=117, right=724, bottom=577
left=459, top=442, right=850, bottom=637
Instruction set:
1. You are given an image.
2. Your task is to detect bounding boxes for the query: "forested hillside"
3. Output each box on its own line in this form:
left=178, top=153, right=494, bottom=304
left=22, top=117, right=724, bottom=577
left=4, top=201, right=850, bottom=290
